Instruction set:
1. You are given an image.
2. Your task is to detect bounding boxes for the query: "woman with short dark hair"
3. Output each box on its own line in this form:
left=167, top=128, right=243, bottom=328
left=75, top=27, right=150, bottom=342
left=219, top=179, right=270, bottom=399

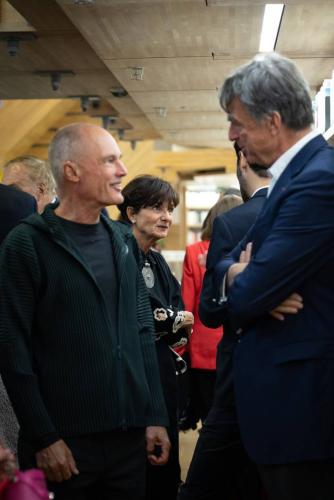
left=118, top=175, right=193, bottom=500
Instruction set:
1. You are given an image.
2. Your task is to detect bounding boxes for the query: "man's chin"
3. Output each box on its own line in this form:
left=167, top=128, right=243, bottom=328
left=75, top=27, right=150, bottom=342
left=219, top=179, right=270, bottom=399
left=107, top=193, right=124, bottom=206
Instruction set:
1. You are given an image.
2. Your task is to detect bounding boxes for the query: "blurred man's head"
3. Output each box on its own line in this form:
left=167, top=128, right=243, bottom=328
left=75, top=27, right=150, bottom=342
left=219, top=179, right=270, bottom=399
left=2, top=156, right=56, bottom=213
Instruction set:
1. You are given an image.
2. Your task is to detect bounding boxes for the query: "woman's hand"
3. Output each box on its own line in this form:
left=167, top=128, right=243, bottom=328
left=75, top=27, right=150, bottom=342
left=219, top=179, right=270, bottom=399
left=173, top=311, right=194, bottom=333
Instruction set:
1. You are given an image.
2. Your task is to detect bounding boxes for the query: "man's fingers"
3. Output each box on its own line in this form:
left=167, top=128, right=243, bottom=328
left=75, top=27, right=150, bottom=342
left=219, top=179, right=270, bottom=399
left=35, top=439, right=79, bottom=483
left=147, top=441, right=170, bottom=466
left=239, top=250, right=246, bottom=263
left=270, top=311, right=285, bottom=321
left=289, top=292, right=303, bottom=302
left=68, top=454, right=79, bottom=476
left=157, top=442, right=170, bottom=465
left=244, top=242, right=253, bottom=262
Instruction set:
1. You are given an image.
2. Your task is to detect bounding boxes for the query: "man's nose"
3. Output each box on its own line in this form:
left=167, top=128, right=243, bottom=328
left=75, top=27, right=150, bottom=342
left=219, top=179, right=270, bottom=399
left=117, top=160, right=128, bottom=176
left=228, top=123, right=238, bottom=142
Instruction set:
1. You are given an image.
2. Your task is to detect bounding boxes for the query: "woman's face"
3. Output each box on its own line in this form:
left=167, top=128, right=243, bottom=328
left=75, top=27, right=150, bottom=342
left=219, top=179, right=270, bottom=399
left=131, top=200, right=174, bottom=245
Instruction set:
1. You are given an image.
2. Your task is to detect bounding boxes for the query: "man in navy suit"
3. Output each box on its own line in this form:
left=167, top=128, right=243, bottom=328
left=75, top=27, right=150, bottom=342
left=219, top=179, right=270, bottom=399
left=0, top=183, right=37, bottom=244
left=178, top=145, right=269, bottom=500
left=215, top=53, right=334, bottom=499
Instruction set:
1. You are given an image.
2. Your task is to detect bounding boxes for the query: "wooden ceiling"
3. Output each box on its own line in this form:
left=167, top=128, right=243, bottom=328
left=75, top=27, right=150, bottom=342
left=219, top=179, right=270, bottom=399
left=0, top=0, right=334, bottom=164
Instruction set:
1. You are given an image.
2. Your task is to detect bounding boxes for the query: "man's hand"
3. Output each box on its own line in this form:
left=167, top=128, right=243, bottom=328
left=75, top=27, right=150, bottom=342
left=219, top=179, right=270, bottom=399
left=145, top=426, right=170, bottom=466
left=36, top=439, right=79, bottom=482
left=227, top=242, right=253, bottom=286
left=270, top=293, right=303, bottom=321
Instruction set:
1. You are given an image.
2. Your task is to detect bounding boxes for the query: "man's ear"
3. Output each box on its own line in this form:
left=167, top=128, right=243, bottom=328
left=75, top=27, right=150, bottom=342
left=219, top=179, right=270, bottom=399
left=267, top=111, right=281, bottom=136
left=63, top=161, right=80, bottom=183
left=36, top=182, right=47, bottom=199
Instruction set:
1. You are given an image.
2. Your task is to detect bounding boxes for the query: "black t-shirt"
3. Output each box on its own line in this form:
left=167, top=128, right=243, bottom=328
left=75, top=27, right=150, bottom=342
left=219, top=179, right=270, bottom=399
left=57, top=216, right=118, bottom=332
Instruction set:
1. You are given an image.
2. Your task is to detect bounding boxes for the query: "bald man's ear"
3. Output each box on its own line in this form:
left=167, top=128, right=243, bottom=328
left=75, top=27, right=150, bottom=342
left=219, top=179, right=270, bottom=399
left=63, top=161, right=80, bottom=183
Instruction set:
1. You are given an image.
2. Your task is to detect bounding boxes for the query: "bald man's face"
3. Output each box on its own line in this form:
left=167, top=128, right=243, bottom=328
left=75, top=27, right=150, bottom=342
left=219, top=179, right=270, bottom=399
left=71, top=127, right=127, bottom=207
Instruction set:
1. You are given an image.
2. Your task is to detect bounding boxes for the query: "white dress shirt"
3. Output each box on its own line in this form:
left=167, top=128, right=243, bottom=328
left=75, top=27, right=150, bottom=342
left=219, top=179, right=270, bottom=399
left=267, top=129, right=320, bottom=197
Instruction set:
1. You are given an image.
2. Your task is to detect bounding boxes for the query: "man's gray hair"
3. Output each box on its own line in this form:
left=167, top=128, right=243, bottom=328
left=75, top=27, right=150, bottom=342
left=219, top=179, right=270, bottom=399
left=220, top=53, right=314, bottom=130
left=48, top=123, right=85, bottom=190
left=3, top=155, right=56, bottom=195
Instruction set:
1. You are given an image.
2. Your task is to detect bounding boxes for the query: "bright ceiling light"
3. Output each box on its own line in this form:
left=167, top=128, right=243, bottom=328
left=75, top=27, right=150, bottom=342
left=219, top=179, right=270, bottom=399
left=259, top=4, right=285, bottom=53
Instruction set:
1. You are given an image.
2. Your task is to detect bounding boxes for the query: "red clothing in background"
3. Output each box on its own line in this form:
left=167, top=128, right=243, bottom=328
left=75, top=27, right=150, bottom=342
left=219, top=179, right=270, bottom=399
left=181, top=240, right=223, bottom=370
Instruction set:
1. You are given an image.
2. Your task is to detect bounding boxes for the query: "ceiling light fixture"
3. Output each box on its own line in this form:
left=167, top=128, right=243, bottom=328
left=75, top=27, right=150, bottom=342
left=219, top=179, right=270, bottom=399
left=0, top=32, right=37, bottom=57
left=259, top=4, right=285, bottom=53
left=154, top=107, right=167, bottom=118
left=130, top=67, right=144, bottom=81
left=69, top=95, right=100, bottom=112
left=100, top=115, right=117, bottom=129
left=35, top=70, right=75, bottom=91
left=110, top=87, right=128, bottom=98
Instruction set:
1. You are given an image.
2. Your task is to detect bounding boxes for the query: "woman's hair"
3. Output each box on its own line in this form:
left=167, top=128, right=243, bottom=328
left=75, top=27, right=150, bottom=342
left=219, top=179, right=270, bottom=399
left=201, top=194, right=242, bottom=241
left=118, top=175, right=179, bottom=223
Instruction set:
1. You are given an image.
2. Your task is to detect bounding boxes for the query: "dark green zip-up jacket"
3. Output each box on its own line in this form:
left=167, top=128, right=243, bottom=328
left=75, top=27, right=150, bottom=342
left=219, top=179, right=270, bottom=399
left=0, top=206, right=168, bottom=450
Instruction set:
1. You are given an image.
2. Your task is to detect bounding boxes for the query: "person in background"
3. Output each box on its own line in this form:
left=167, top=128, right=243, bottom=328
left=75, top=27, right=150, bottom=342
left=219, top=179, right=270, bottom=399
left=0, top=124, right=170, bottom=500
left=178, top=144, right=269, bottom=500
left=0, top=182, right=37, bottom=455
left=118, top=175, right=194, bottom=500
left=2, top=155, right=56, bottom=213
left=0, top=184, right=37, bottom=244
left=180, top=194, right=242, bottom=430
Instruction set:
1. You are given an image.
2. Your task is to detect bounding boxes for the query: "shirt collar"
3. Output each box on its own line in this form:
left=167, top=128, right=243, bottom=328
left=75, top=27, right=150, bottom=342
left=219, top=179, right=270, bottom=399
left=267, top=129, right=320, bottom=197
left=250, top=186, right=268, bottom=198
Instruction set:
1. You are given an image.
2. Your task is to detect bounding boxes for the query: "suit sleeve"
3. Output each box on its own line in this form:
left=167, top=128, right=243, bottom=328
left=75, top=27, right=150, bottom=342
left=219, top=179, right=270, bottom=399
left=227, top=172, right=334, bottom=329
left=199, top=215, right=246, bottom=327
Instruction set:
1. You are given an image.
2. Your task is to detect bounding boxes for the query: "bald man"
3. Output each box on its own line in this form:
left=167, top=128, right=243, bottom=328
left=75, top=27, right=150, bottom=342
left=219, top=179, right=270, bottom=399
left=0, top=123, right=169, bottom=500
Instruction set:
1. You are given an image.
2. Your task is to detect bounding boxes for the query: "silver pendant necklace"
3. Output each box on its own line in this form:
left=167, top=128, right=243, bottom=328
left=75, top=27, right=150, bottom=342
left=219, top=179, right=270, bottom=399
left=142, top=260, right=155, bottom=288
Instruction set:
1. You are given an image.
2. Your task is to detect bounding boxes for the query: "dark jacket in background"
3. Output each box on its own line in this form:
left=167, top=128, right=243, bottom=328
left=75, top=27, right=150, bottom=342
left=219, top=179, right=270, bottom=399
left=0, top=183, right=37, bottom=453
left=0, top=183, right=37, bottom=244
left=178, top=188, right=268, bottom=500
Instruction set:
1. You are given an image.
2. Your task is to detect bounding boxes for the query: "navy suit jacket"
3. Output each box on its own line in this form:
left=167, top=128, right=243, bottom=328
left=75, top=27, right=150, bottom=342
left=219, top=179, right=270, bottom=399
left=0, top=184, right=37, bottom=244
left=215, top=135, right=334, bottom=464
left=199, top=187, right=267, bottom=420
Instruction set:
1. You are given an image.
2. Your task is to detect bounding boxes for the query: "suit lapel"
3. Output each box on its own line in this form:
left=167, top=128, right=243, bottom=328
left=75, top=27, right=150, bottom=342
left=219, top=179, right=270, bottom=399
left=247, top=135, right=328, bottom=254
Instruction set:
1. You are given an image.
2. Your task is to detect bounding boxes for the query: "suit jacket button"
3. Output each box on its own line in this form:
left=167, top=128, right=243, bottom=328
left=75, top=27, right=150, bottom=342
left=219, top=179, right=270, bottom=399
left=236, top=328, right=242, bottom=335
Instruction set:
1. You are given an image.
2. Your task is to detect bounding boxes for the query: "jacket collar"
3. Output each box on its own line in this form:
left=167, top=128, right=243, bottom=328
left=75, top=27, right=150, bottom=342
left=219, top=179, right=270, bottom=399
left=267, top=134, right=327, bottom=203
